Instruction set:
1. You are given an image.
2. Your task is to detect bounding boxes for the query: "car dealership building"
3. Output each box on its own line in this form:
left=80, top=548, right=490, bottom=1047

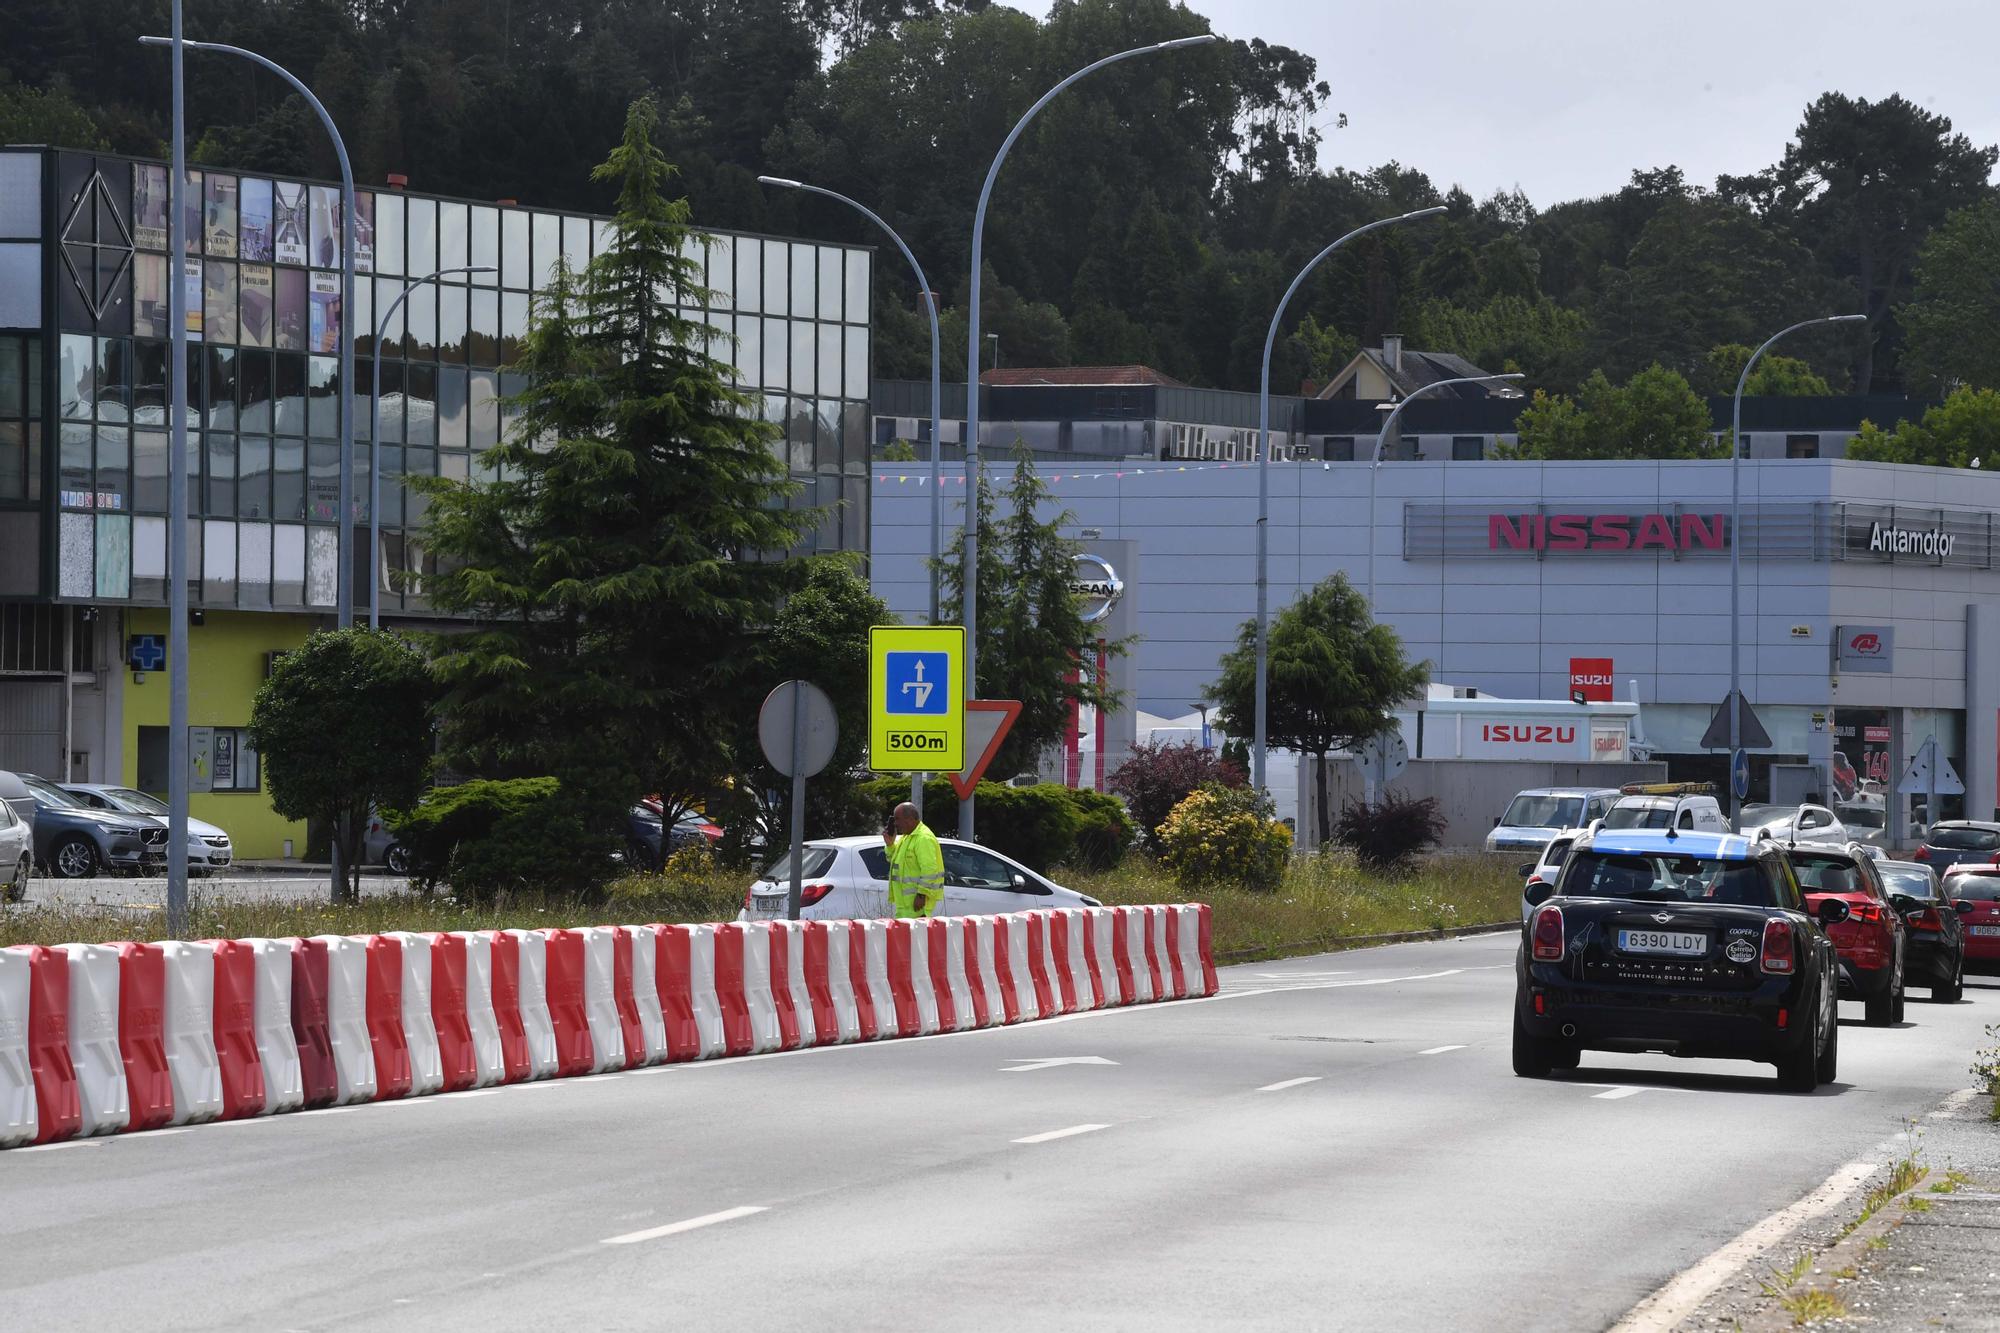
left=871, top=454, right=2000, bottom=841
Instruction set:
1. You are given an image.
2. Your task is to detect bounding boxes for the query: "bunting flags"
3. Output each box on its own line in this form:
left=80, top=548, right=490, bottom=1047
left=871, top=460, right=1267, bottom=487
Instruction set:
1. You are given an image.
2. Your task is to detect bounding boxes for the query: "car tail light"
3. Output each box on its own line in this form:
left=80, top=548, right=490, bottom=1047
left=800, top=883, right=835, bottom=907
left=1760, top=918, right=1796, bottom=974
left=1846, top=900, right=1884, bottom=924
left=1531, top=905, right=1564, bottom=961
left=1912, top=846, right=1930, bottom=862
left=1908, top=907, right=1944, bottom=931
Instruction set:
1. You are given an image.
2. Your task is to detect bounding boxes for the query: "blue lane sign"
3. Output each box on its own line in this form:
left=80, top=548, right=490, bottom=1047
left=128, top=634, right=166, bottom=672
left=884, top=651, right=949, bottom=715
left=1731, top=748, right=1751, bottom=801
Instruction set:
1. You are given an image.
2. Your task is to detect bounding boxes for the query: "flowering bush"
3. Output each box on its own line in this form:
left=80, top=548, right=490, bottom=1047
left=1158, top=782, right=1291, bottom=892
left=1108, top=741, right=1247, bottom=855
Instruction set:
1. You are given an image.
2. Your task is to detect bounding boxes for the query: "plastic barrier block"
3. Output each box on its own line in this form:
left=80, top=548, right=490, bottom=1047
left=488, top=931, right=533, bottom=1082
left=203, top=939, right=267, bottom=1120
left=1172, top=904, right=1215, bottom=997
left=736, top=924, right=782, bottom=1055
left=245, top=940, right=302, bottom=1115
left=0, top=948, right=33, bottom=1147
left=770, top=921, right=816, bottom=1052
left=995, top=916, right=1026, bottom=1025
left=506, top=929, right=559, bottom=1080
left=626, top=927, right=669, bottom=1066
left=314, top=935, right=377, bottom=1105
left=453, top=932, right=505, bottom=1088
left=543, top=929, right=593, bottom=1077
left=847, top=921, right=884, bottom=1041
left=884, top=920, right=921, bottom=1039
left=289, top=937, right=337, bottom=1109
left=361, top=936, right=413, bottom=1100
left=160, top=942, right=224, bottom=1125
left=384, top=934, right=443, bottom=1097
left=1108, top=909, right=1138, bottom=1007
left=1141, top=907, right=1168, bottom=1001
left=576, top=926, right=625, bottom=1073
left=764, top=923, right=799, bottom=1052
left=1194, top=903, right=1217, bottom=996
left=711, top=924, right=753, bottom=1057
left=609, top=927, right=649, bottom=1067
left=1088, top=909, right=1117, bottom=1009
left=805, top=922, right=852, bottom=1044
left=927, top=918, right=965, bottom=1032
left=653, top=925, right=699, bottom=1061
left=60, top=944, right=129, bottom=1137
left=424, top=933, right=478, bottom=1093
left=1047, top=912, right=1079, bottom=1014
left=1163, top=906, right=1187, bottom=1000
left=967, top=918, right=1002, bottom=1028
left=1021, top=913, right=1054, bottom=1020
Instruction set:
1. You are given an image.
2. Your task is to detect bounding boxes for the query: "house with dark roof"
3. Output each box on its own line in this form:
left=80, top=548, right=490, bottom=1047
left=1314, top=335, right=1524, bottom=404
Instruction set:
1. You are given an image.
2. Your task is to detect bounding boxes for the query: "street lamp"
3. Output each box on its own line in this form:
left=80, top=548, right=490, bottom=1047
left=1366, top=372, right=1523, bottom=605
left=1727, top=313, right=1866, bottom=831
left=758, top=175, right=943, bottom=808
left=370, top=266, right=494, bottom=628
left=960, top=32, right=1218, bottom=838
left=1250, top=206, right=1445, bottom=795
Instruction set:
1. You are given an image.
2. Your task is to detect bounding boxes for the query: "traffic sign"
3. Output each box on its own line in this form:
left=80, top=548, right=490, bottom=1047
left=758, top=681, right=838, bottom=778
left=1700, top=689, right=1772, bottom=750
left=1731, top=749, right=1751, bottom=801
left=869, top=626, right=965, bottom=772
left=1898, top=737, right=1965, bottom=796
left=949, top=700, right=1023, bottom=799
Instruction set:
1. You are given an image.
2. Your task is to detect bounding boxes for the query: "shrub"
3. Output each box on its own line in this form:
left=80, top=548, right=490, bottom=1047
left=1158, top=782, right=1290, bottom=892
left=1108, top=741, right=1246, bottom=854
left=391, top=777, right=613, bottom=903
left=1331, top=791, right=1448, bottom=870
left=857, top=777, right=1127, bottom=872
left=1065, top=786, right=1136, bottom=870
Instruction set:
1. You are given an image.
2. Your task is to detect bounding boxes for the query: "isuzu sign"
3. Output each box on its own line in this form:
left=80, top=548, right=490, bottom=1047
left=1569, top=657, right=1614, bottom=703
left=1835, top=624, right=1894, bottom=674
left=1488, top=512, right=1727, bottom=552
left=1462, top=718, right=1591, bottom=760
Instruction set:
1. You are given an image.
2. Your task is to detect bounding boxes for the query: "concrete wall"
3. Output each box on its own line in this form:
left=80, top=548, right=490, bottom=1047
left=1297, top=758, right=1668, bottom=851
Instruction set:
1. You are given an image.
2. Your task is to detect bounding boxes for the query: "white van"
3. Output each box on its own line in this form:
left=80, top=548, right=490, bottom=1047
left=1596, top=783, right=1725, bottom=836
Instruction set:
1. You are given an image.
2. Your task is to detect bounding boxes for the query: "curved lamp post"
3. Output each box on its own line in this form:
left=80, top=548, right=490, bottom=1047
left=1727, top=313, right=1866, bottom=830
left=371, top=266, right=494, bottom=628
left=960, top=33, right=1218, bottom=837
left=1250, top=206, right=1446, bottom=794
left=1365, top=372, right=1523, bottom=605
left=759, top=175, right=942, bottom=807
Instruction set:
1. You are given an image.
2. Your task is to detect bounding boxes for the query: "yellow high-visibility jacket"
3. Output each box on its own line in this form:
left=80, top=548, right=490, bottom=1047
left=888, top=822, right=946, bottom=918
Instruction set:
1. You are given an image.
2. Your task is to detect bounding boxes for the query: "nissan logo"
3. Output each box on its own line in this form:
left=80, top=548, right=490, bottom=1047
left=1071, top=552, right=1123, bottom=623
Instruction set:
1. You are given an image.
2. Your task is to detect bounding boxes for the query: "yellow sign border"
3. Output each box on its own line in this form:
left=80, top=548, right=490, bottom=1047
left=869, top=625, right=966, bottom=773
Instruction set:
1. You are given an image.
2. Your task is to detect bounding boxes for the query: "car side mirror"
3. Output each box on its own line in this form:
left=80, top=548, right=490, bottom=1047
left=1524, top=881, right=1556, bottom=908
left=1493, top=816, right=1501, bottom=828
left=1816, top=898, right=1851, bottom=926
left=1517, top=862, right=1536, bottom=878
left=1011, top=873, right=1026, bottom=889
left=1955, top=899, right=1977, bottom=915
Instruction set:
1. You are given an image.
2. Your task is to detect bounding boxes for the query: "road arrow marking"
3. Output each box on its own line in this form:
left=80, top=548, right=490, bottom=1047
left=1001, top=1056, right=1119, bottom=1073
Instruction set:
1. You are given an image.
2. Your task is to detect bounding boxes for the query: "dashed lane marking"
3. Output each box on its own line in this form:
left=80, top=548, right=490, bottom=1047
left=1257, top=1077, right=1324, bottom=1093
left=1419, top=1045, right=1467, bottom=1056
left=1013, top=1123, right=1112, bottom=1145
left=600, top=1205, right=768, bottom=1246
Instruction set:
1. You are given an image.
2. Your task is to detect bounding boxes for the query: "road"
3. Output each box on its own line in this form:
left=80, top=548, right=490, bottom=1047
left=4, top=931, right=1991, bottom=1330
left=20, top=866, right=412, bottom=911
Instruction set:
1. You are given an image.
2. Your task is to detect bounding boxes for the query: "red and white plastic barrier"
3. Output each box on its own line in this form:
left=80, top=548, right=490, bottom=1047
left=0, top=904, right=1213, bottom=1148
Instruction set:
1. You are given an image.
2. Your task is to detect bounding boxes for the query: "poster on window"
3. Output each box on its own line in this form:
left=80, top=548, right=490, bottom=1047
left=354, top=192, right=376, bottom=273
left=239, top=263, right=273, bottom=348
left=275, top=267, right=307, bottom=352
left=309, top=186, right=343, bottom=268
left=133, top=164, right=169, bottom=250
left=133, top=253, right=169, bottom=339
left=309, top=271, right=342, bottom=353
left=273, top=182, right=308, bottom=266
left=212, top=730, right=235, bottom=789
left=239, top=179, right=273, bottom=262
left=184, top=259, right=203, bottom=340
left=181, top=170, right=203, bottom=254
left=204, top=262, right=239, bottom=344
left=204, top=174, right=238, bottom=258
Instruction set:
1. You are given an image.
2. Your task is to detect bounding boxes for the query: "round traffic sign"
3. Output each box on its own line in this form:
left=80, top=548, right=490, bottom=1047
left=759, top=681, right=838, bottom=777
left=1730, top=748, right=1751, bottom=801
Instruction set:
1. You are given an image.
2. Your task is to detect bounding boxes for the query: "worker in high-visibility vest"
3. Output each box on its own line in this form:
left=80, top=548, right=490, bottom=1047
left=885, top=801, right=945, bottom=918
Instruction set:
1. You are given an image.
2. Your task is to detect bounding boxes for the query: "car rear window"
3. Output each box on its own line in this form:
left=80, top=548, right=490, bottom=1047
left=1557, top=851, right=1783, bottom=908
left=1602, top=804, right=1670, bottom=830
left=759, top=846, right=838, bottom=883
left=1788, top=853, right=1868, bottom=894
left=1836, top=805, right=1885, bottom=830
left=1930, top=827, right=2000, bottom=851
left=1947, top=872, right=2000, bottom=902
left=1879, top=869, right=1937, bottom=900
left=1503, top=795, right=1583, bottom=829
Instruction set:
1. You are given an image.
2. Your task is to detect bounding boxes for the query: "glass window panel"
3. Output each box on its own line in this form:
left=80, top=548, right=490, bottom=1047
left=374, top=360, right=403, bottom=443
left=790, top=243, right=815, bottom=316
left=238, top=178, right=273, bottom=263
left=437, top=283, right=468, bottom=363
left=133, top=514, right=166, bottom=600
left=235, top=349, right=272, bottom=436
left=95, top=337, right=132, bottom=422
left=436, top=366, right=468, bottom=448
left=790, top=321, right=815, bottom=395
left=442, top=450, right=470, bottom=481
left=761, top=318, right=786, bottom=391
left=841, top=401, right=867, bottom=474
left=376, top=192, right=404, bottom=276
left=308, top=186, right=342, bottom=267
left=203, top=518, right=236, bottom=602
left=404, top=363, right=436, bottom=446
left=60, top=422, right=91, bottom=497
left=204, top=173, right=238, bottom=258
left=844, top=249, right=869, bottom=323
left=406, top=280, right=437, bottom=360
left=96, top=426, right=129, bottom=508
left=273, top=523, right=305, bottom=605
left=501, top=208, right=530, bottom=288
left=133, top=164, right=169, bottom=250
left=379, top=446, right=404, bottom=526
left=843, top=325, right=869, bottom=401
left=762, top=243, right=788, bottom=317
left=307, top=442, right=339, bottom=523
left=784, top=399, right=811, bottom=472
left=275, top=267, right=307, bottom=352
left=469, top=206, right=498, bottom=283
left=307, top=356, right=339, bottom=440
left=533, top=212, right=560, bottom=289
left=184, top=431, right=203, bottom=513
left=562, top=216, right=589, bottom=274
left=238, top=434, right=270, bottom=518
left=133, top=253, right=169, bottom=339
left=183, top=258, right=203, bottom=341
left=0, top=335, right=18, bottom=417
left=469, top=371, right=499, bottom=449
left=706, top=235, right=734, bottom=308
left=735, top=237, right=761, bottom=314
left=207, top=433, right=236, bottom=517
left=57, top=513, right=92, bottom=598
left=439, top=201, right=469, bottom=278
left=272, top=182, right=309, bottom=265
left=238, top=262, right=273, bottom=347
left=595, top=219, right=617, bottom=266
left=499, top=291, right=527, bottom=365
left=406, top=197, right=437, bottom=277
left=308, top=271, right=341, bottom=355
left=817, top=247, right=842, bottom=323
left=498, top=371, right=525, bottom=445
left=0, top=423, right=21, bottom=501
left=239, top=521, right=272, bottom=607
left=181, top=170, right=203, bottom=255
left=374, top=276, right=407, bottom=358
left=817, top=324, right=840, bottom=402
left=815, top=399, right=842, bottom=473
left=307, top=527, right=337, bottom=607
left=354, top=192, right=375, bottom=273
left=274, top=352, right=307, bottom=437
left=468, top=289, right=499, bottom=366
left=60, top=334, right=93, bottom=419
left=95, top=514, right=131, bottom=599
left=203, top=261, right=239, bottom=344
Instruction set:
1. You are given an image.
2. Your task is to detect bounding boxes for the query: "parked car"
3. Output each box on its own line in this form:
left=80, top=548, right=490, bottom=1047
left=1834, top=801, right=1890, bottom=849
left=742, top=835, right=1101, bottom=920
left=1596, top=783, right=1725, bottom=835
left=1786, top=842, right=1906, bottom=1025
left=1913, top=820, right=2000, bottom=876
left=0, top=796, right=31, bottom=903
left=0, top=769, right=33, bottom=830
left=1943, top=864, right=2000, bottom=975
left=362, top=807, right=413, bottom=874
left=1516, top=830, right=1845, bottom=1091
left=1486, top=787, right=1619, bottom=855
left=1878, top=859, right=1968, bottom=1002
left=669, top=812, right=724, bottom=853
left=63, top=783, right=233, bottom=872
left=1741, top=803, right=1850, bottom=847
left=8, top=771, right=166, bottom=878
left=1517, top=834, right=1578, bottom=922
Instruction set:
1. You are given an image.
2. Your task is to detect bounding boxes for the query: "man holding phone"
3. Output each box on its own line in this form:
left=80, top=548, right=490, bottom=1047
left=885, top=801, right=945, bottom=918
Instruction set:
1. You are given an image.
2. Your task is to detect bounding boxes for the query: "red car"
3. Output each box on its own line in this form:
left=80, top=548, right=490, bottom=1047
left=1945, top=864, right=2000, bottom=973
left=1789, top=843, right=1907, bottom=1025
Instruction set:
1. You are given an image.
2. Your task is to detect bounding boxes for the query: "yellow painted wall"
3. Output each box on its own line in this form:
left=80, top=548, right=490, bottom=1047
left=122, top=610, right=319, bottom=860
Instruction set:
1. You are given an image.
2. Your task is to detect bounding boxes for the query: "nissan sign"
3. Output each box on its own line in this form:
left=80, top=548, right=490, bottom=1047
left=1071, top=553, right=1124, bottom=623
left=1835, top=624, right=1893, bottom=674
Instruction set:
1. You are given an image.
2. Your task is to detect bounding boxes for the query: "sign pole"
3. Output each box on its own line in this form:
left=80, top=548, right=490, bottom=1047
left=787, top=682, right=807, bottom=922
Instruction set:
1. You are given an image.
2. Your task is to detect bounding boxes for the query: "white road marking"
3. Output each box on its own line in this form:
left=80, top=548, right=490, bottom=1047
left=293, top=1107, right=357, bottom=1117
left=1419, top=1045, right=1467, bottom=1056
left=1001, top=1056, right=1119, bottom=1073
left=1591, top=1087, right=1647, bottom=1101
left=1257, top=1077, right=1323, bottom=1093
left=1251, top=970, right=1353, bottom=979
left=601, top=1205, right=767, bottom=1246
left=13, top=1139, right=104, bottom=1153
left=1013, top=1123, right=1112, bottom=1145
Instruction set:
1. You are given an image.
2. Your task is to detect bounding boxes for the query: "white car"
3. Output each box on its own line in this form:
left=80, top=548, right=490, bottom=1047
left=0, top=795, right=30, bottom=902
left=1485, top=787, right=1620, bottom=855
left=1517, top=832, right=1578, bottom=922
left=743, top=835, right=1101, bottom=920
left=1596, top=784, right=1725, bottom=835
left=63, top=783, right=234, bottom=872
left=1740, top=803, right=1849, bottom=847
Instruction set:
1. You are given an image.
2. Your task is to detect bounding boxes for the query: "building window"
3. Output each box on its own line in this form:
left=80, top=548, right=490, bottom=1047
left=1322, top=436, right=1355, bottom=462
left=1451, top=436, right=1485, bottom=461
left=137, top=725, right=260, bottom=793
left=1785, top=433, right=1820, bottom=459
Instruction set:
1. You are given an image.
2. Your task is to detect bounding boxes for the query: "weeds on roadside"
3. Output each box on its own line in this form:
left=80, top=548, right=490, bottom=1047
left=1779, top=1289, right=1847, bottom=1326
left=1839, top=1132, right=1928, bottom=1240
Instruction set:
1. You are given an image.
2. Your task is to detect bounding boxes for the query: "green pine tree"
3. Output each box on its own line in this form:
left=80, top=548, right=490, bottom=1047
left=413, top=96, right=816, bottom=845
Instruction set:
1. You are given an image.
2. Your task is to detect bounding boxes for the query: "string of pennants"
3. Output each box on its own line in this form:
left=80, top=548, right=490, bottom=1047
left=872, top=459, right=1277, bottom=487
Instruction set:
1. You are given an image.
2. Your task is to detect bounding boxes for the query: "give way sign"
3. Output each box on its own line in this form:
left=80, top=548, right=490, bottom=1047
left=949, top=700, right=1022, bottom=799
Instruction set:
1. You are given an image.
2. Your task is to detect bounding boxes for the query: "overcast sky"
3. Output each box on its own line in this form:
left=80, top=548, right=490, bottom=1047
left=1159, top=0, right=2000, bottom=206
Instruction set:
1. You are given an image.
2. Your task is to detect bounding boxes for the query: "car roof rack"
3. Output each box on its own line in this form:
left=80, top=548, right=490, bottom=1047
left=1619, top=782, right=1717, bottom=797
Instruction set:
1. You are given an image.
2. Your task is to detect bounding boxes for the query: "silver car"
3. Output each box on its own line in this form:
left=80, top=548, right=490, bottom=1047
left=64, top=784, right=234, bottom=872
left=0, top=795, right=30, bottom=902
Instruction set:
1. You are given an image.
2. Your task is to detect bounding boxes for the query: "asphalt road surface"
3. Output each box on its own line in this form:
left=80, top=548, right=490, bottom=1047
left=6, top=931, right=1991, bottom=1331
left=20, top=866, right=412, bottom=911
